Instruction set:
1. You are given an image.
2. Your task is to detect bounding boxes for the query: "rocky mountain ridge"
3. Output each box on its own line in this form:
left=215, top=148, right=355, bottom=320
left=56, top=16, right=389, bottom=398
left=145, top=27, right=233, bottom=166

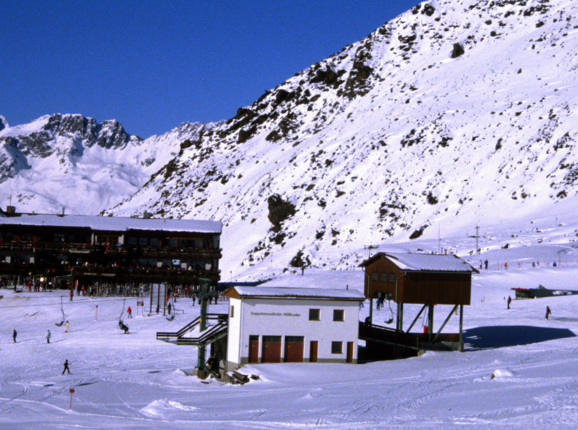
left=2, top=0, right=578, bottom=277
left=106, top=0, right=578, bottom=276
left=0, top=114, right=219, bottom=214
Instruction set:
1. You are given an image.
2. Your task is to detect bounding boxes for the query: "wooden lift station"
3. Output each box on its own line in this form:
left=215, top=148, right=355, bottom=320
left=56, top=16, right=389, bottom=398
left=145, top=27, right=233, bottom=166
left=359, top=252, right=478, bottom=353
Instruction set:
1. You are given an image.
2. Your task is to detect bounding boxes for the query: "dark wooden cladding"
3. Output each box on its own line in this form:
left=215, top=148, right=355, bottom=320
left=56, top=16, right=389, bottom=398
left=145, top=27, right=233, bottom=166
left=363, top=255, right=472, bottom=305
left=401, top=272, right=471, bottom=305
left=0, top=218, right=222, bottom=286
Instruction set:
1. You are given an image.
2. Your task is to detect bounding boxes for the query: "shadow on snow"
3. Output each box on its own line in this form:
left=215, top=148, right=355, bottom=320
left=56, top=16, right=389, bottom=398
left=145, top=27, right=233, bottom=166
left=464, top=325, right=576, bottom=350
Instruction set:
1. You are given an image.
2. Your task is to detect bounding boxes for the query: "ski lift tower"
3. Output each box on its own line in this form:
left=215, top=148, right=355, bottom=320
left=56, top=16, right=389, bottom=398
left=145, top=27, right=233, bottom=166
left=196, top=277, right=212, bottom=372
left=359, top=252, right=477, bottom=355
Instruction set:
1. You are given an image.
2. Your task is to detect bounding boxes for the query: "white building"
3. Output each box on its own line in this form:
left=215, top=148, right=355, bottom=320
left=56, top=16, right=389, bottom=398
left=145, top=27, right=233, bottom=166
left=225, top=287, right=364, bottom=371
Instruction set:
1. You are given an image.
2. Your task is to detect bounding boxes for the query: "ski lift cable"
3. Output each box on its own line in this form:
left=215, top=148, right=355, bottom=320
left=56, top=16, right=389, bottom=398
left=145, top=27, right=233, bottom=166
left=0, top=296, right=133, bottom=309
left=118, top=299, right=126, bottom=321
left=55, top=296, right=66, bottom=326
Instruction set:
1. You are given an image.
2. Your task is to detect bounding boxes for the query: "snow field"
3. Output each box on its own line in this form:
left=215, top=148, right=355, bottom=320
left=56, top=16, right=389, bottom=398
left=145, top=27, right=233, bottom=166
left=3, top=255, right=578, bottom=428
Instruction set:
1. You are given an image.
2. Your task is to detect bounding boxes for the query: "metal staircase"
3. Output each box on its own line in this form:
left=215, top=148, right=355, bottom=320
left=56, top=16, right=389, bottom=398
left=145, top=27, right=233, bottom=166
left=157, top=313, right=228, bottom=346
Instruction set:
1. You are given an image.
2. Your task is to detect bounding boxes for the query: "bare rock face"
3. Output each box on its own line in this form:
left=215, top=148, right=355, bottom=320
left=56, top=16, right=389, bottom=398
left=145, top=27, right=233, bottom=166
left=0, top=116, right=8, bottom=132
left=451, top=43, right=465, bottom=58
left=267, top=194, right=296, bottom=232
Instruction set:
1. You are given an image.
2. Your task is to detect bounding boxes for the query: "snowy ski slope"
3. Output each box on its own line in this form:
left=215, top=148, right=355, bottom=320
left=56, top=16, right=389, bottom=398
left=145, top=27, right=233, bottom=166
left=2, top=242, right=578, bottom=428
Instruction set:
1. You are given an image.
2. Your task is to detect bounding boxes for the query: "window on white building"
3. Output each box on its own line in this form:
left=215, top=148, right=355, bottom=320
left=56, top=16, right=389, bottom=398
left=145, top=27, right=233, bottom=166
left=333, top=309, right=344, bottom=322
left=230, top=306, right=234, bottom=318
left=309, top=309, right=320, bottom=321
left=331, top=341, right=343, bottom=354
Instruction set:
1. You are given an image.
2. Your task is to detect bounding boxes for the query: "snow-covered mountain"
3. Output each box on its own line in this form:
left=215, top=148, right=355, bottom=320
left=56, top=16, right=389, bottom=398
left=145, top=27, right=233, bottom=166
left=3, top=0, right=577, bottom=276
left=101, top=0, right=578, bottom=275
left=0, top=114, right=219, bottom=214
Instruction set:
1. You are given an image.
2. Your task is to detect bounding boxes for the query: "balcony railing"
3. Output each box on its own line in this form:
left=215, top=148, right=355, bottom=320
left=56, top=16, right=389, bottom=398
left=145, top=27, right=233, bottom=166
left=0, top=241, right=222, bottom=259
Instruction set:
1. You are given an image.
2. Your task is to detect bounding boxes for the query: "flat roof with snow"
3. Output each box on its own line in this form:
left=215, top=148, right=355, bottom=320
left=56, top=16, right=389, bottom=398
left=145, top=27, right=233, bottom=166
left=0, top=214, right=222, bottom=234
left=226, top=286, right=365, bottom=301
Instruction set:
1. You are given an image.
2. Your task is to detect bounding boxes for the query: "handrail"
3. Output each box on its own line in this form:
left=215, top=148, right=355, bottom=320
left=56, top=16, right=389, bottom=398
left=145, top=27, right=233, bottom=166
left=157, top=319, right=228, bottom=346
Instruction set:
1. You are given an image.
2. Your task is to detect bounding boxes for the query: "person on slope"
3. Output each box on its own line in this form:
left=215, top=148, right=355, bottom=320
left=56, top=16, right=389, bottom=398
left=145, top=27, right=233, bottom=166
left=62, top=359, right=70, bottom=375
left=65, top=321, right=69, bottom=333
left=167, top=302, right=172, bottom=315
left=119, top=320, right=129, bottom=334
left=46, top=330, right=51, bottom=344
left=546, top=306, right=552, bottom=320
left=70, top=290, right=74, bottom=301
left=127, top=306, right=132, bottom=318
left=13, top=329, right=17, bottom=343
left=507, top=296, right=512, bottom=310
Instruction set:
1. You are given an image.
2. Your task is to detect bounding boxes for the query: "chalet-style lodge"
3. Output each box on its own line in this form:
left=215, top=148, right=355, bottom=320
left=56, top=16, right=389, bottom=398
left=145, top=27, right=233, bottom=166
left=0, top=207, right=222, bottom=289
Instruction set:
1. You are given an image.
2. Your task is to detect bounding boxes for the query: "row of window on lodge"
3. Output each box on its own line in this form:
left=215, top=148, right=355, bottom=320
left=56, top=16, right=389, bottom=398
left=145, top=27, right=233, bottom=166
left=372, top=272, right=396, bottom=283
left=0, top=232, right=219, bottom=249
left=230, top=307, right=345, bottom=322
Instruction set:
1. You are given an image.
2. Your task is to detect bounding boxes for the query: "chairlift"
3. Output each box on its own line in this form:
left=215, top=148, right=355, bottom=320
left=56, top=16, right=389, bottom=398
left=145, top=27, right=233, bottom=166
left=55, top=297, right=66, bottom=326
left=118, top=299, right=126, bottom=320
left=166, top=298, right=175, bottom=321
left=385, top=299, right=394, bottom=324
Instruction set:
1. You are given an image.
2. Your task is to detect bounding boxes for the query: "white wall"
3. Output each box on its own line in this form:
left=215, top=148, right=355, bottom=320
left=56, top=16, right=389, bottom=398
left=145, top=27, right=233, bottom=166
left=227, top=298, right=359, bottom=370
left=227, top=297, right=242, bottom=368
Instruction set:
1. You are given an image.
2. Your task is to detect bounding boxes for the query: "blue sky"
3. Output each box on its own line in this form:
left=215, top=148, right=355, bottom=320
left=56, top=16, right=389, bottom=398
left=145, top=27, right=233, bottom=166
left=1, top=0, right=419, bottom=138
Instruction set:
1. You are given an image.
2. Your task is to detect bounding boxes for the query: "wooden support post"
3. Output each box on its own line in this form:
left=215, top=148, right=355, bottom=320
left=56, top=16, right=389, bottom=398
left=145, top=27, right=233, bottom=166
left=407, top=304, right=427, bottom=333
left=369, top=298, right=373, bottom=325
left=428, top=304, right=434, bottom=343
left=459, top=304, right=464, bottom=352
left=396, top=302, right=403, bottom=332
left=432, top=305, right=458, bottom=343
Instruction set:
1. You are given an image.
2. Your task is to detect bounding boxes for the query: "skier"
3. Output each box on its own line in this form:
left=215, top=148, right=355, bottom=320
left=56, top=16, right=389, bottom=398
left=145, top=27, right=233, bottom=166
left=507, top=296, right=512, bottom=310
left=62, top=359, right=70, bottom=375
left=484, top=260, right=489, bottom=270
left=69, top=290, right=73, bottom=301
left=127, top=306, right=132, bottom=318
left=65, top=321, right=69, bottom=333
left=13, top=329, right=17, bottom=343
left=119, top=320, right=129, bottom=334
left=546, top=306, right=552, bottom=320
left=167, top=302, right=172, bottom=315
left=46, top=330, right=51, bottom=344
